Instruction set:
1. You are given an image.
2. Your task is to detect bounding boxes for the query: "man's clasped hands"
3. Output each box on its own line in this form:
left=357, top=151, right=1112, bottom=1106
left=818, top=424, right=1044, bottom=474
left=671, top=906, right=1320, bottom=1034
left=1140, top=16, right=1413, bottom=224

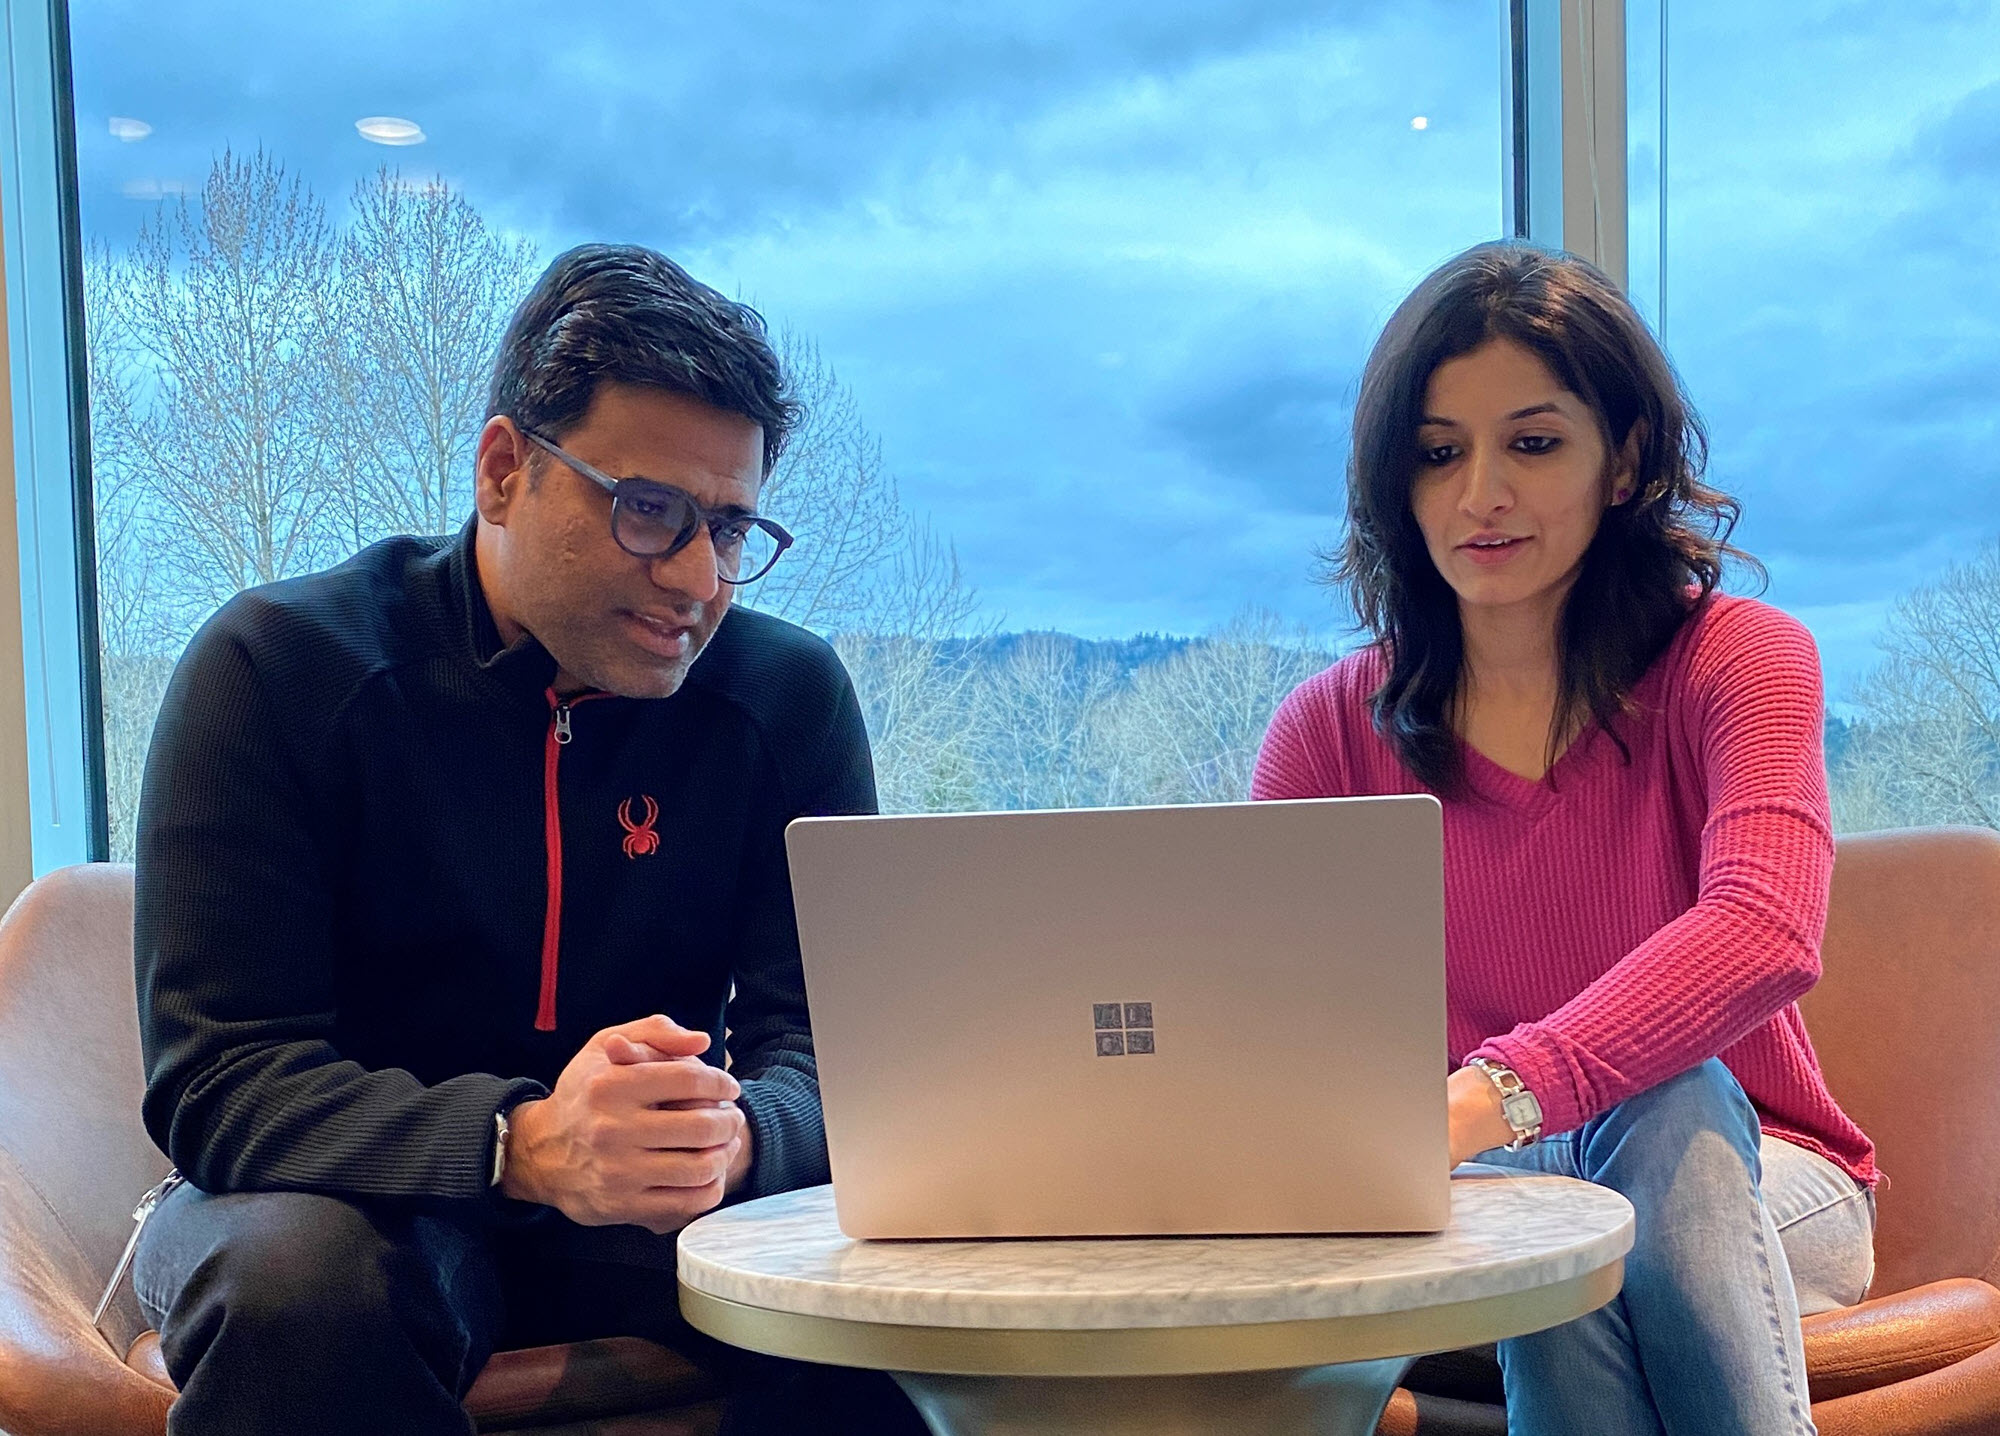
left=497, top=1015, right=754, bottom=1233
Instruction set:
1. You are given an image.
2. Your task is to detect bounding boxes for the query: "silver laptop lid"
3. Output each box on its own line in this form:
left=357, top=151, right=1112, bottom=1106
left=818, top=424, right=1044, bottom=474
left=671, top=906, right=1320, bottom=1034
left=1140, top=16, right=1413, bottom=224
left=786, top=795, right=1448, bottom=1238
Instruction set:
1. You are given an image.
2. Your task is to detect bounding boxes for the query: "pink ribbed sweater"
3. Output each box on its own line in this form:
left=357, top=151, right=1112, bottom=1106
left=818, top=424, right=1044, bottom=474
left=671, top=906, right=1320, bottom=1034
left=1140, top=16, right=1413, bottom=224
left=1251, top=594, right=1876, bottom=1185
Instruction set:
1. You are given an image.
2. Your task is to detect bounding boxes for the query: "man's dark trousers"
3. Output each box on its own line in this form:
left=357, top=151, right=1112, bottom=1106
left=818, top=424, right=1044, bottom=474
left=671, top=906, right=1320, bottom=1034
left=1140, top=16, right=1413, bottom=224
left=135, top=1182, right=928, bottom=1435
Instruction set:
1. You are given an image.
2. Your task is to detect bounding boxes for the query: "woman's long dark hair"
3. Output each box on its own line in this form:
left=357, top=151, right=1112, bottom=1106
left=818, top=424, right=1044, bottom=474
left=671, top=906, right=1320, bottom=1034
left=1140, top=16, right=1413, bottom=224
left=1336, top=242, right=1759, bottom=795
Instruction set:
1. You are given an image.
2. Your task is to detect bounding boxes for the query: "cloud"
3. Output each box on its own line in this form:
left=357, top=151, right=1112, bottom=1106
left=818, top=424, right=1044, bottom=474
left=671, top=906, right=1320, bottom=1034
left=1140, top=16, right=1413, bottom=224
left=70, top=0, right=1420, bottom=246
left=1916, top=77, right=2000, bottom=180
left=68, top=0, right=2000, bottom=691
left=1636, top=0, right=2000, bottom=687
left=1154, top=358, right=1357, bottom=512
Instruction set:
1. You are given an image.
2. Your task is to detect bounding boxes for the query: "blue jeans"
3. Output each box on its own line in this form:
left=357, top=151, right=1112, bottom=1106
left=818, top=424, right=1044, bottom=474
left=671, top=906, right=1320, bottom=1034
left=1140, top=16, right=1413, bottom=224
left=1474, top=1058, right=1873, bottom=1436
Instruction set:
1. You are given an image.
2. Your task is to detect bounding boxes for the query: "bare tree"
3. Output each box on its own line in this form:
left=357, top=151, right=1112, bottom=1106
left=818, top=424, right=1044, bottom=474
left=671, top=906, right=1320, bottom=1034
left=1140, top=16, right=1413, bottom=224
left=329, top=169, right=540, bottom=541
left=83, top=242, right=178, bottom=859
left=83, top=242, right=153, bottom=652
left=1831, top=538, right=2000, bottom=831
left=975, top=634, right=1121, bottom=810
left=752, top=333, right=906, bottom=634
left=119, top=149, right=344, bottom=613
left=743, top=334, right=992, bottom=810
left=1097, top=611, right=1335, bottom=805
left=832, top=524, right=987, bottom=813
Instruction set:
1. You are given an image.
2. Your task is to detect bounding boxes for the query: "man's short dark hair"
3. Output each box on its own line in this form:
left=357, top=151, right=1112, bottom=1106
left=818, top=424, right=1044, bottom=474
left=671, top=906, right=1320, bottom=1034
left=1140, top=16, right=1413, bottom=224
left=486, top=244, right=798, bottom=475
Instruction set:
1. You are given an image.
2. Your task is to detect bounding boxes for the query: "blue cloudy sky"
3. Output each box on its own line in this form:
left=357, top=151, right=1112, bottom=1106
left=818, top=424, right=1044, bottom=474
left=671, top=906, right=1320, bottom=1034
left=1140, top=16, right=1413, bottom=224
left=66, top=0, right=2000, bottom=704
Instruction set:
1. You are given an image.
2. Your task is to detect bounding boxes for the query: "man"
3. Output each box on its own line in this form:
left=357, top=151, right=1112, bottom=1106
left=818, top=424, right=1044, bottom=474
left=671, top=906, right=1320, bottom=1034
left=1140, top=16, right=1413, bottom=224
left=130, top=244, right=924, bottom=1434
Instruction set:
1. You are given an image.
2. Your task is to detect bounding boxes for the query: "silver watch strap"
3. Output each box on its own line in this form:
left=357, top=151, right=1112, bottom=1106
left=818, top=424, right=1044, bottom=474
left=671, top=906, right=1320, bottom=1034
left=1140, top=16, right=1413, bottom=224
left=1469, top=1058, right=1544, bottom=1150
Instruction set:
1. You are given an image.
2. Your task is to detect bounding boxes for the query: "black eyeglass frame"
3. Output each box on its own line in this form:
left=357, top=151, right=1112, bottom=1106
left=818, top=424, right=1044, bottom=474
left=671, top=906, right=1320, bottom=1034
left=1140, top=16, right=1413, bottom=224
left=519, top=427, right=794, bottom=585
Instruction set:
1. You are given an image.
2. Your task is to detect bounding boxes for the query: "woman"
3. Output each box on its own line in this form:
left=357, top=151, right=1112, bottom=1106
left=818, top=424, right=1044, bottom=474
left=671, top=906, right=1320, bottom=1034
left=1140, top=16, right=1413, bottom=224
left=1253, top=242, right=1876, bottom=1435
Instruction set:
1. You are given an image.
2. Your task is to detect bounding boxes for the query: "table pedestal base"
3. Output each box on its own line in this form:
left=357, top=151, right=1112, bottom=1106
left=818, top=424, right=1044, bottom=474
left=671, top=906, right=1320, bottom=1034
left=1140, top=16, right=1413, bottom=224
left=892, top=1357, right=1415, bottom=1436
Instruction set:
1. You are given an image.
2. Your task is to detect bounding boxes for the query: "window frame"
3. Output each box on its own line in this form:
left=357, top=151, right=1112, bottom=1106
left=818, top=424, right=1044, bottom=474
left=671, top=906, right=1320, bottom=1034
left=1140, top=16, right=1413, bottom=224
left=1506, top=0, right=1631, bottom=282
left=1, top=0, right=105, bottom=882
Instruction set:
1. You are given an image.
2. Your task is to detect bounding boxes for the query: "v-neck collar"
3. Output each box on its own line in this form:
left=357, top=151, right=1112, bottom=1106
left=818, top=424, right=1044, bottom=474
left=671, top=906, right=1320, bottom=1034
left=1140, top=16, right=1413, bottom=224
left=1447, top=601, right=1694, bottom=813
left=1457, top=720, right=1608, bottom=813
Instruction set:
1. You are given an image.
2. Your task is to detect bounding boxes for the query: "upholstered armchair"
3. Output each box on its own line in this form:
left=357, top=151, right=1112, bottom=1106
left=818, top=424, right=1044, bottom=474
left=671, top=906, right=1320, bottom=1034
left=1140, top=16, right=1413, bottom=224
left=0, top=863, right=723, bottom=1436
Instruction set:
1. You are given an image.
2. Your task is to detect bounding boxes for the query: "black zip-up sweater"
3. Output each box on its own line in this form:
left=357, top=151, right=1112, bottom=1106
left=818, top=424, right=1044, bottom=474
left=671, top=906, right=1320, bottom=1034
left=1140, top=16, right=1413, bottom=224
left=134, top=521, right=875, bottom=1215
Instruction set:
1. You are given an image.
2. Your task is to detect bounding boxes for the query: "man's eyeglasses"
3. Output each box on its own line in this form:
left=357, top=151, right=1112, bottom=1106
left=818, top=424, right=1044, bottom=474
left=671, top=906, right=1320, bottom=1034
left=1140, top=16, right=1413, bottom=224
left=520, top=428, right=793, bottom=585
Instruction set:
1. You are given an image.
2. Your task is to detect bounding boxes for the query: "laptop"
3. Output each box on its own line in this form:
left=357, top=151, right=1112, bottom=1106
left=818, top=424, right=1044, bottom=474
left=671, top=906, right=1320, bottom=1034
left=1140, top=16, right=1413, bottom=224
left=784, top=795, right=1449, bottom=1239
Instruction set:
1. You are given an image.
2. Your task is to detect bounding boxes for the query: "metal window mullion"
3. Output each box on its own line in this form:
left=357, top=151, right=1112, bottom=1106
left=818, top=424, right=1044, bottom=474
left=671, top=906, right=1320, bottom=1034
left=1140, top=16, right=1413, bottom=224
left=1508, top=0, right=1630, bottom=288
left=1563, top=0, right=1628, bottom=286
left=1625, top=0, right=1669, bottom=331
left=49, top=0, right=102, bottom=859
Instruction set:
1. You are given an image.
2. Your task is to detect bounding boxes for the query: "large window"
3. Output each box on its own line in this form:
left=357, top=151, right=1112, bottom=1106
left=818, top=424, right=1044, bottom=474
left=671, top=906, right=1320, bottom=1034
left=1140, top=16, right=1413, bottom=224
left=32, top=2, right=1989, bottom=868
left=65, top=1, right=1507, bottom=854
left=1642, top=0, right=2000, bottom=830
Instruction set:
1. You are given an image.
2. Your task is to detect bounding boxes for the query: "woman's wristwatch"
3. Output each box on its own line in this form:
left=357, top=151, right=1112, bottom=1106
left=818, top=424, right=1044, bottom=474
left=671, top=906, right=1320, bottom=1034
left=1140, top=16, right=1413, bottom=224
left=1468, top=1058, right=1544, bottom=1150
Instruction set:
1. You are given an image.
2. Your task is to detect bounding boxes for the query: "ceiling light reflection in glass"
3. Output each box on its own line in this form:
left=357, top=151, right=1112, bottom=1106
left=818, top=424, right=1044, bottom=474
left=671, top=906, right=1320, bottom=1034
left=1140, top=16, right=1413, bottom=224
left=354, top=116, right=425, bottom=146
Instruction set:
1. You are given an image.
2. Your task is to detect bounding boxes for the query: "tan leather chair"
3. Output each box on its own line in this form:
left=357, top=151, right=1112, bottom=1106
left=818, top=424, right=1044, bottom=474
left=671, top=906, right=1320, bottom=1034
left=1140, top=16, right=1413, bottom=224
left=1382, top=826, right=2000, bottom=1435
left=0, top=863, right=723, bottom=1436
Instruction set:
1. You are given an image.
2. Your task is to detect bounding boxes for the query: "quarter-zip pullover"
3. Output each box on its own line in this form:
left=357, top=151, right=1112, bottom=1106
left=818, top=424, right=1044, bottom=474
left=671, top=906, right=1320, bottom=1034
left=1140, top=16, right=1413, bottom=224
left=135, top=520, right=876, bottom=1212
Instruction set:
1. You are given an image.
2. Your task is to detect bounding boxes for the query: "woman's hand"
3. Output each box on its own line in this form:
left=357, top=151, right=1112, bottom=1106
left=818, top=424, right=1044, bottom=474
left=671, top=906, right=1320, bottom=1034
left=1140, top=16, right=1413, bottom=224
left=1447, top=1064, right=1523, bottom=1166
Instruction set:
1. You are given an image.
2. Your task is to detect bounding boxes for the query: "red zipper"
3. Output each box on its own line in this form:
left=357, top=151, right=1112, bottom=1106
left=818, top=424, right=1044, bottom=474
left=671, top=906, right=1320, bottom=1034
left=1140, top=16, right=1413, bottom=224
left=537, top=688, right=609, bottom=1031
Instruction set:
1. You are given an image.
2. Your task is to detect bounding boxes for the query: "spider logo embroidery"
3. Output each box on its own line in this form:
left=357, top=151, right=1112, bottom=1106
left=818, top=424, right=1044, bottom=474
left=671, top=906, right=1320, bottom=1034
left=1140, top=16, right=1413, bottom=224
left=617, top=796, right=661, bottom=859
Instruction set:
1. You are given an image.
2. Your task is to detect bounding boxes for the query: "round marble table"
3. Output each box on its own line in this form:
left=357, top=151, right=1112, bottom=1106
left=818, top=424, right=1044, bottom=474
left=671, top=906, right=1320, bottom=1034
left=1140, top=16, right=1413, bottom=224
left=678, top=1166, right=1633, bottom=1435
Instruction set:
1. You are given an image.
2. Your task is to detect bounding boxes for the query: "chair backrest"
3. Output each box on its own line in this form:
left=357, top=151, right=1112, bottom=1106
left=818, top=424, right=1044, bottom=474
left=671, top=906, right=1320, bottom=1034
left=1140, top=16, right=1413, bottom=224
left=1805, top=827, right=2000, bottom=1299
left=0, top=863, right=170, bottom=1342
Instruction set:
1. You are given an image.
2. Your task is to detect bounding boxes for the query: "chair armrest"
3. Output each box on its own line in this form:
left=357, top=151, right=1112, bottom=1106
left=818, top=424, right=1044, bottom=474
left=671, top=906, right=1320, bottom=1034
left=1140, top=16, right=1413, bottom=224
left=0, top=1142, right=173, bottom=1436
left=1804, top=1278, right=2000, bottom=1402
left=1814, top=1333, right=2000, bottom=1436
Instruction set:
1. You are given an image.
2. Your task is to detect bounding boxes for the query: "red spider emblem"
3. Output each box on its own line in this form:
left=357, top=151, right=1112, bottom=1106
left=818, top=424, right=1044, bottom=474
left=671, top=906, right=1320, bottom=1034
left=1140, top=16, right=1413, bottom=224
left=617, top=796, right=661, bottom=859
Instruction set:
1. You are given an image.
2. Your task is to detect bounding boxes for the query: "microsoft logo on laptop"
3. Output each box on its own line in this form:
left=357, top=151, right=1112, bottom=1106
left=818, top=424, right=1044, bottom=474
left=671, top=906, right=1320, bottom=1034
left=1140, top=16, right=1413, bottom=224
left=1093, top=1002, right=1155, bottom=1056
